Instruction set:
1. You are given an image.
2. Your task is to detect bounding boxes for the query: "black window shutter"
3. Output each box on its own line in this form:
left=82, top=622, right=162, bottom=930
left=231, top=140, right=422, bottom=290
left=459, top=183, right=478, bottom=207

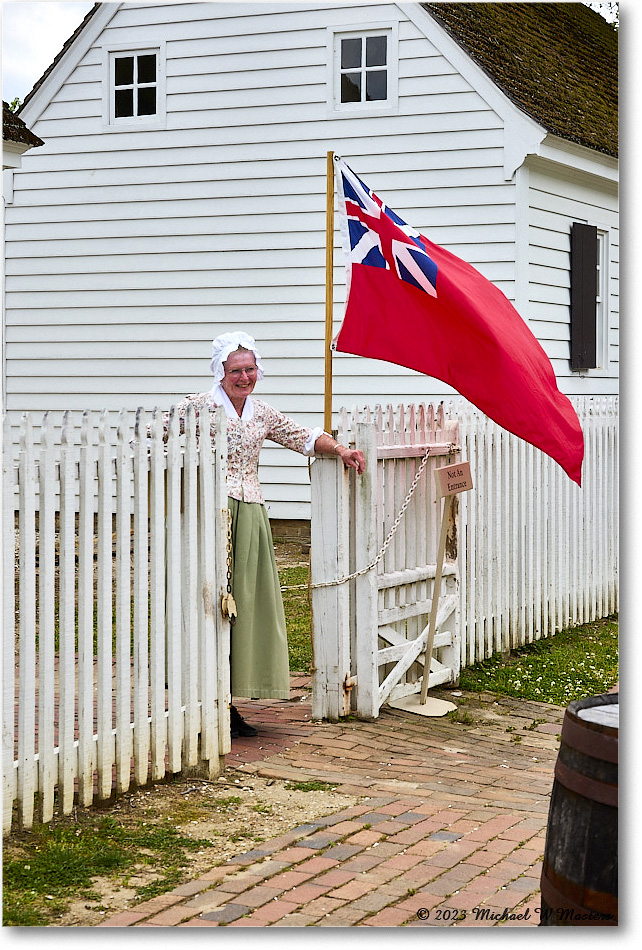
left=570, top=223, right=598, bottom=370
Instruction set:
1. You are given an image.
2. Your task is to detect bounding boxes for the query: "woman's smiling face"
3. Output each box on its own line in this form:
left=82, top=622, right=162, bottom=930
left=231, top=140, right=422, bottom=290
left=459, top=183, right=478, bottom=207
left=221, top=348, right=259, bottom=407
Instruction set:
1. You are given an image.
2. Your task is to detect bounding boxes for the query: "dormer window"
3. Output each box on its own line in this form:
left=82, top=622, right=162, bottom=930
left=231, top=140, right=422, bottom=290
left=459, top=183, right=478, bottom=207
left=102, top=43, right=166, bottom=129
left=328, top=24, right=398, bottom=114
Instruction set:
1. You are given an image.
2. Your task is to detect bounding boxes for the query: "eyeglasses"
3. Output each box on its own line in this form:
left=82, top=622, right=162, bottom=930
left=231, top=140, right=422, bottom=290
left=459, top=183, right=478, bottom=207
left=226, top=366, right=258, bottom=379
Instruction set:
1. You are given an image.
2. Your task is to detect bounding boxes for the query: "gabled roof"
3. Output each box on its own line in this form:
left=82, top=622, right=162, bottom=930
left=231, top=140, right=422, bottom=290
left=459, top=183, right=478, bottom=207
left=3, top=101, right=44, bottom=148
left=422, top=2, right=618, bottom=158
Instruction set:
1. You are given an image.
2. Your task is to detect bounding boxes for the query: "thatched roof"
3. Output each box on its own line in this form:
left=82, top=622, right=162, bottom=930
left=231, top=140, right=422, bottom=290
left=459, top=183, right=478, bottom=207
left=422, top=2, right=618, bottom=157
left=3, top=101, right=44, bottom=148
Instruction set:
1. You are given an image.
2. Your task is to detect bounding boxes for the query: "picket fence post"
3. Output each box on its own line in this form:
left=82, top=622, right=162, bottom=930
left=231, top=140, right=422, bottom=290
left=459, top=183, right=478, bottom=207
left=115, top=410, right=133, bottom=794
left=353, top=421, right=380, bottom=719
left=212, top=406, right=231, bottom=759
left=149, top=407, right=167, bottom=781
left=17, top=413, right=37, bottom=827
left=2, top=415, right=16, bottom=835
left=96, top=410, right=114, bottom=801
left=38, top=414, right=56, bottom=822
left=183, top=405, right=200, bottom=767
left=197, top=404, right=222, bottom=771
left=165, top=406, right=183, bottom=774
left=310, top=454, right=351, bottom=721
left=58, top=412, right=77, bottom=810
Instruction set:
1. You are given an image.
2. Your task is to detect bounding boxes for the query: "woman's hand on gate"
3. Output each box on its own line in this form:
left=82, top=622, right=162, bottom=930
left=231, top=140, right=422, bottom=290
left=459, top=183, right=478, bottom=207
left=335, top=445, right=366, bottom=474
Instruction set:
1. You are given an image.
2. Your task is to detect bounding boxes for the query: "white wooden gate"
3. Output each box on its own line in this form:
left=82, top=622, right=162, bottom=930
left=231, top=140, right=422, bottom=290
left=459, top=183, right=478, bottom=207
left=311, top=404, right=461, bottom=720
left=311, top=397, right=618, bottom=723
left=3, top=406, right=231, bottom=832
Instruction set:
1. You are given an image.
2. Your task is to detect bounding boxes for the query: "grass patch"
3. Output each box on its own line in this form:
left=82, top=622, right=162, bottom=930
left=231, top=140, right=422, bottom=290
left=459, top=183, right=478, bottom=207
left=446, top=708, right=475, bottom=725
left=459, top=617, right=618, bottom=706
left=284, top=780, right=338, bottom=793
left=280, top=564, right=312, bottom=672
left=2, top=811, right=213, bottom=927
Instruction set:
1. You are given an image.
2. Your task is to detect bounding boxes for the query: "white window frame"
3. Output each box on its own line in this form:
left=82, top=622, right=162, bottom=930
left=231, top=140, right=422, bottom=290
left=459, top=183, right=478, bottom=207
left=102, top=42, right=166, bottom=130
left=327, top=23, right=398, bottom=115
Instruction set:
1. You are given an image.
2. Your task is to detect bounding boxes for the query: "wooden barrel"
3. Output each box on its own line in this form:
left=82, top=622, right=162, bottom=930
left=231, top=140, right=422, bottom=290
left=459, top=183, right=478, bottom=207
left=540, top=692, right=618, bottom=926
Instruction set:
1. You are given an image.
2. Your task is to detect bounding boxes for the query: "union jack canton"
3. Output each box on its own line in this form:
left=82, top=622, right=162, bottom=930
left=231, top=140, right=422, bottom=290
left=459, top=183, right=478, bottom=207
left=334, top=156, right=439, bottom=299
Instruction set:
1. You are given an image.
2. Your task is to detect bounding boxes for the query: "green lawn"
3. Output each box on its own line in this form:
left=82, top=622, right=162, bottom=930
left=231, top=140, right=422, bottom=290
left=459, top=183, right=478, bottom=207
left=279, top=565, right=312, bottom=672
left=459, top=617, right=618, bottom=705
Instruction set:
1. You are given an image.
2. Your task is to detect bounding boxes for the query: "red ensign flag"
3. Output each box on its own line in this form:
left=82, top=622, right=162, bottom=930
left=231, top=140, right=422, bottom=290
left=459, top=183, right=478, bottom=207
left=332, top=157, right=584, bottom=486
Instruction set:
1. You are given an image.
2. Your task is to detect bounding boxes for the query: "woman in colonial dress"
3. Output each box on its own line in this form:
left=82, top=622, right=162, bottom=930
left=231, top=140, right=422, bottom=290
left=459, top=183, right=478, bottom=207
left=170, top=332, right=365, bottom=738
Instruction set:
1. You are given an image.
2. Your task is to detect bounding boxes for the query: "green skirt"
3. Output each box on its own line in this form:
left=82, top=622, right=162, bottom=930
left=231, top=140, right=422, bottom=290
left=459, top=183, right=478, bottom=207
left=227, top=498, right=290, bottom=699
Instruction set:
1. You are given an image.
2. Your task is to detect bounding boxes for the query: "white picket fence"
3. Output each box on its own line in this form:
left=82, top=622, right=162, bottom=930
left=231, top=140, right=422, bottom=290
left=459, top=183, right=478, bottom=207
left=311, top=396, right=618, bottom=720
left=4, top=394, right=618, bottom=827
left=454, top=395, right=618, bottom=663
left=3, top=406, right=231, bottom=833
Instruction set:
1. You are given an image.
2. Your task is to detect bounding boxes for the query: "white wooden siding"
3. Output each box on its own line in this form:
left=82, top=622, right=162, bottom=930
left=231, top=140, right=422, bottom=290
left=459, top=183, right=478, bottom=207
left=525, top=158, right=618, bottom=393
left=5, top=1, right=618, bottom=519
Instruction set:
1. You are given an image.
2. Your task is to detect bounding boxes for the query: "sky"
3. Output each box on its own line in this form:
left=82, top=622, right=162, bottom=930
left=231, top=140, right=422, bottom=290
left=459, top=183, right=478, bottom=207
left=2, top=0, right=96, bottom=104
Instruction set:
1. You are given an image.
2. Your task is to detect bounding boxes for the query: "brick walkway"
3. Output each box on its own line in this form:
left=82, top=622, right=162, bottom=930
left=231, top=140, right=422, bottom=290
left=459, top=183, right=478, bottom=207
left=98, top=677, right=567, bottom=928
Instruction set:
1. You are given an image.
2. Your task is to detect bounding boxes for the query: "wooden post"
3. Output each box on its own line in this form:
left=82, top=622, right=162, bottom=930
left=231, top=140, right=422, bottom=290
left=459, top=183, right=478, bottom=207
left=77, top=411, right=95, bottom=806
left=354, top=422, right=380, bottom=719
left=196, top=404, right=222, bottom=774
left=115, top=410, right=133, bottom=794
left=3, top=416, right=17, bottom=832
left=182, top=405, right=199, bottom=767
left=421, top=461, right=473, bottom=704
left=325, top=150, right=334, bottom=433
left=132, top=408, right=150, bottom=786
left=149, top=408, right=167, bottom=782
left=96, top=410, right=114, bottom=801
left=213, top=407, right=231, bottom=759
left=17, top=414, right=36, bottom=828
left=58, top=410, right=76, bottom=815
left=420, top=494, right=452, bottom=704
left=38, top=414, right=56, bottom=821
left=166, top=406, right=183, bottom=773
left=310, top=453, right=350, bottom=721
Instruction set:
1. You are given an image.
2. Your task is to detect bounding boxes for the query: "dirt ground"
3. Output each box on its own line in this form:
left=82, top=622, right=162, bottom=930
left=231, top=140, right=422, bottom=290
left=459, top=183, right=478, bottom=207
left=18, top=771, right=359, bottom=927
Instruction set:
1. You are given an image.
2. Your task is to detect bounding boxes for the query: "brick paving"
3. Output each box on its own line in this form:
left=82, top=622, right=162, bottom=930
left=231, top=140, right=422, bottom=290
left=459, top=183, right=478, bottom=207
left=97, top=676, right=571, bottom=929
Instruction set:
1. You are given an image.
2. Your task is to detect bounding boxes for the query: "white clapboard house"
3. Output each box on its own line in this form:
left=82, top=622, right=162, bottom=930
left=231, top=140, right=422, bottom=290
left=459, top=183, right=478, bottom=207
left=3, top=1, right=618, bottom=522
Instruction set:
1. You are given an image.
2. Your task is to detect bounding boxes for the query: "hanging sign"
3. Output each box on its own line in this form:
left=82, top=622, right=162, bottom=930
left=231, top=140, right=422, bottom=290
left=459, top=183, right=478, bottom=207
left=435, top=461, right=473, bottom=498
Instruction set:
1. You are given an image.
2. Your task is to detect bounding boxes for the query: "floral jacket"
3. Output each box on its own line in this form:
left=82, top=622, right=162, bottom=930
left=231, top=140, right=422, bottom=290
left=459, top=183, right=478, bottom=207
left=166, top=389, right=323, bottom=505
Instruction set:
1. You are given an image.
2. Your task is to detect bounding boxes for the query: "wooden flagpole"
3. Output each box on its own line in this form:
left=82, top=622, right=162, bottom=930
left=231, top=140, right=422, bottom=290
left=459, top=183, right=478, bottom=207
left=324, top=150, right=335, bottom=433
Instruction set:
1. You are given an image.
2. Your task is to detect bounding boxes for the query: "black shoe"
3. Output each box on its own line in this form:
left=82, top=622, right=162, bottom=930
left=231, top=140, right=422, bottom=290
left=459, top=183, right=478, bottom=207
left=230, top=705, right=258, bottom=739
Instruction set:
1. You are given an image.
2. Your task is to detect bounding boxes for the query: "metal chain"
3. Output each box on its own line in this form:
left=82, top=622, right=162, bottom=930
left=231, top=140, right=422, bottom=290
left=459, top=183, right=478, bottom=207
left=222, top=508, right=237, bottom=623
left=281, top=443, right=440, bottom=593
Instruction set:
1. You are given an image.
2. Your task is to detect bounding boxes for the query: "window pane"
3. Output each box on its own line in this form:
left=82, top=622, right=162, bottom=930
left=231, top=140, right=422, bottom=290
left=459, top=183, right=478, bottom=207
left=114, top=56, right=134, bottom=87
left=138, top=86, right=156, bottom=116
left=137, top=54, right=156, bottom=84
left=366, top=70, right=387, bottom=101
left=341, top=72, right=361, bottom=103
left=366, top=35, right=387, bottom=66
left=341, top=37, right=361, bottom=69
left=115, top=88, right=134, bottom=117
